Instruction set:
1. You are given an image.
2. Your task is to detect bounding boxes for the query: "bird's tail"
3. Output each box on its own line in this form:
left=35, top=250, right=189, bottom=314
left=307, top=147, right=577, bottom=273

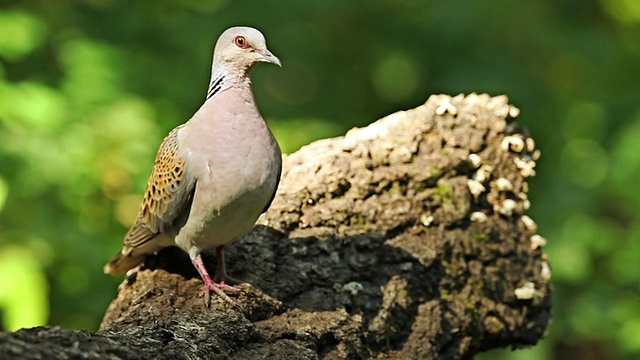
left=103, top=251, right=146, bottom=275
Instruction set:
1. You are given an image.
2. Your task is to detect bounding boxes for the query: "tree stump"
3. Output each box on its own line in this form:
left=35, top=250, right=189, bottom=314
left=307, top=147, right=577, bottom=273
left=0, top=94, right=551, bottom=360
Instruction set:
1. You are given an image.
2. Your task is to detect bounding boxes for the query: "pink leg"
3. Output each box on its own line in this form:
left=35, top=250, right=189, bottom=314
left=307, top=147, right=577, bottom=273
left=214, top=246, right=228, bottom=283
left=191, top=254, right=238, bottom=306
left=213, top=246, right=242, bottom=284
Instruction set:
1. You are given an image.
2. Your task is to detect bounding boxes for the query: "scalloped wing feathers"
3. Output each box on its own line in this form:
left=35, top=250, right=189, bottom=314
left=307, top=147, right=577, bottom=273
left=104, top=126, right=196, bottom=274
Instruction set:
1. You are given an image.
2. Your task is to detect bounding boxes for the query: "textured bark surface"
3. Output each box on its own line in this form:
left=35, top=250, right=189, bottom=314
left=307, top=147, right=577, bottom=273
left=0, top=94, right=552, bottom=359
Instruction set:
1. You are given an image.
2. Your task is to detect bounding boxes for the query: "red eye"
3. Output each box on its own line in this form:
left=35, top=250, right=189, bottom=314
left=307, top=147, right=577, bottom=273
left=234, top=36, right=249, bottom=48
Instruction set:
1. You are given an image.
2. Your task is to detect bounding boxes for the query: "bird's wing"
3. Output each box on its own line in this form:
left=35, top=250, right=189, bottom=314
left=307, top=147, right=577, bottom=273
left=105, top=125, right=196, bottom=274
left=124, top=124, right=196, bottom=249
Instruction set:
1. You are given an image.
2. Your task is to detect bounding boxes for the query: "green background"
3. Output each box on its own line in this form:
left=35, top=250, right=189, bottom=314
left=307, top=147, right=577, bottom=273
left=1, top=1, right=639, bottom=359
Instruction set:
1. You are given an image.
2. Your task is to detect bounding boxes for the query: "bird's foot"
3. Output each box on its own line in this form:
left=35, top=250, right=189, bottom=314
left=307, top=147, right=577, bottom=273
left=192, top=252, right=243, bottom=310
left=201, top=279, right=242, bottom=309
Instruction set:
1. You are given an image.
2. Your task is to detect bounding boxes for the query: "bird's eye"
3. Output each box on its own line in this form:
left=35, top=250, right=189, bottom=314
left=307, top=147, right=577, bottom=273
left=234, top=36, right=249, bottom=48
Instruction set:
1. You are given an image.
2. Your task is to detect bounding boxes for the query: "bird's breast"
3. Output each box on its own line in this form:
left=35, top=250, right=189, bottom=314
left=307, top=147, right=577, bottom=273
left=184, top=102, right=281, bottom=215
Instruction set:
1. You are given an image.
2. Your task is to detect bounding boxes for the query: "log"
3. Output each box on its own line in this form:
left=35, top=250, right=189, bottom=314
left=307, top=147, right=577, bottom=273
left=0, top=94, right=551, bottom=360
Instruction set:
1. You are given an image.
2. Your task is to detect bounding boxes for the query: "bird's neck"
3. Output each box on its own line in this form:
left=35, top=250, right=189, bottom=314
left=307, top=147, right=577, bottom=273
left=205, top=63, right=251, bottom=101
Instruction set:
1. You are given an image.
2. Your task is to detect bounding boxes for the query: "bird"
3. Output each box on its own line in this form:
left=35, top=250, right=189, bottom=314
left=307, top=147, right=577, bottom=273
left=104, top=26, right=282, bottom=306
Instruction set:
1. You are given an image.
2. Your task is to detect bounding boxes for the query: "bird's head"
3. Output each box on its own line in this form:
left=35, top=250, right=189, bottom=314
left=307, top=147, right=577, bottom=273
left=214, top=26, right=281, bottom=70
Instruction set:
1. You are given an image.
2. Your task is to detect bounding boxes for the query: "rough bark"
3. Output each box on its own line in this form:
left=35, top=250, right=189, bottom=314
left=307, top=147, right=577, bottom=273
left=0, top=94, right=551, bottom=359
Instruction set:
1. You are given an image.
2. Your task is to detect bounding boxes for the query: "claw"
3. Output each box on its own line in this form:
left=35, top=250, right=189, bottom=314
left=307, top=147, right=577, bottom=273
left=201, top=281, right=237, bottom=307
left=192, top=252, right=243, bottom=310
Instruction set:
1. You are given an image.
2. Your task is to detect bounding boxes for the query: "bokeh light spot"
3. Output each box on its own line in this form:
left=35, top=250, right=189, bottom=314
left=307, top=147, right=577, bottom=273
left=372, top=53, right=420, bottom=102
left=563, top=101, right=607, bottom=142
left=560, top=139, right=608, bottom=189
left=0, top=11, right=46, bottom=61
left=0, top=246, right=48, bottom=330
left=602, top=0, right=640, bottom=25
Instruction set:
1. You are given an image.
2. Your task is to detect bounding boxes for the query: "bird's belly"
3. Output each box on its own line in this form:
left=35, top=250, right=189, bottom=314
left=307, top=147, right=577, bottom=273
left=196, top=181, right=274, bottom=247
left=173, top=152, right=279, bottom=256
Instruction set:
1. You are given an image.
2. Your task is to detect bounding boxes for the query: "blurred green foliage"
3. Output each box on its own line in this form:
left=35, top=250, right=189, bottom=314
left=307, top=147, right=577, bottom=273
left=0, top=0, right=639, bottom=359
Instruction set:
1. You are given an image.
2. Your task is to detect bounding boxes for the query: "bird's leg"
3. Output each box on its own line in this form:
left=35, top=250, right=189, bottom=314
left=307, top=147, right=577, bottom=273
left=213, top=246, right=243, bottom=285
left=191, top=254, right=238, bottom=307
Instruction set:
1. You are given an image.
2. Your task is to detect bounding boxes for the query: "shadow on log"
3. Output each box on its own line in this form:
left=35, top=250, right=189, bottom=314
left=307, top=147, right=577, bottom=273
left=0, top=94, right=551, bottom=359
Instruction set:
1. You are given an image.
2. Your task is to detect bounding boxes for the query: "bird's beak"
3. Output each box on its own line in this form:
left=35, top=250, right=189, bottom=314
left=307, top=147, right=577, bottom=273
left=257, top=48, right=281, bottom=67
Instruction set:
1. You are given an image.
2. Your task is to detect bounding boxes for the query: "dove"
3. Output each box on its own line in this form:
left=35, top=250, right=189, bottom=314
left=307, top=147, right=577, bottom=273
left=104, top=26, right=282, bottom=305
